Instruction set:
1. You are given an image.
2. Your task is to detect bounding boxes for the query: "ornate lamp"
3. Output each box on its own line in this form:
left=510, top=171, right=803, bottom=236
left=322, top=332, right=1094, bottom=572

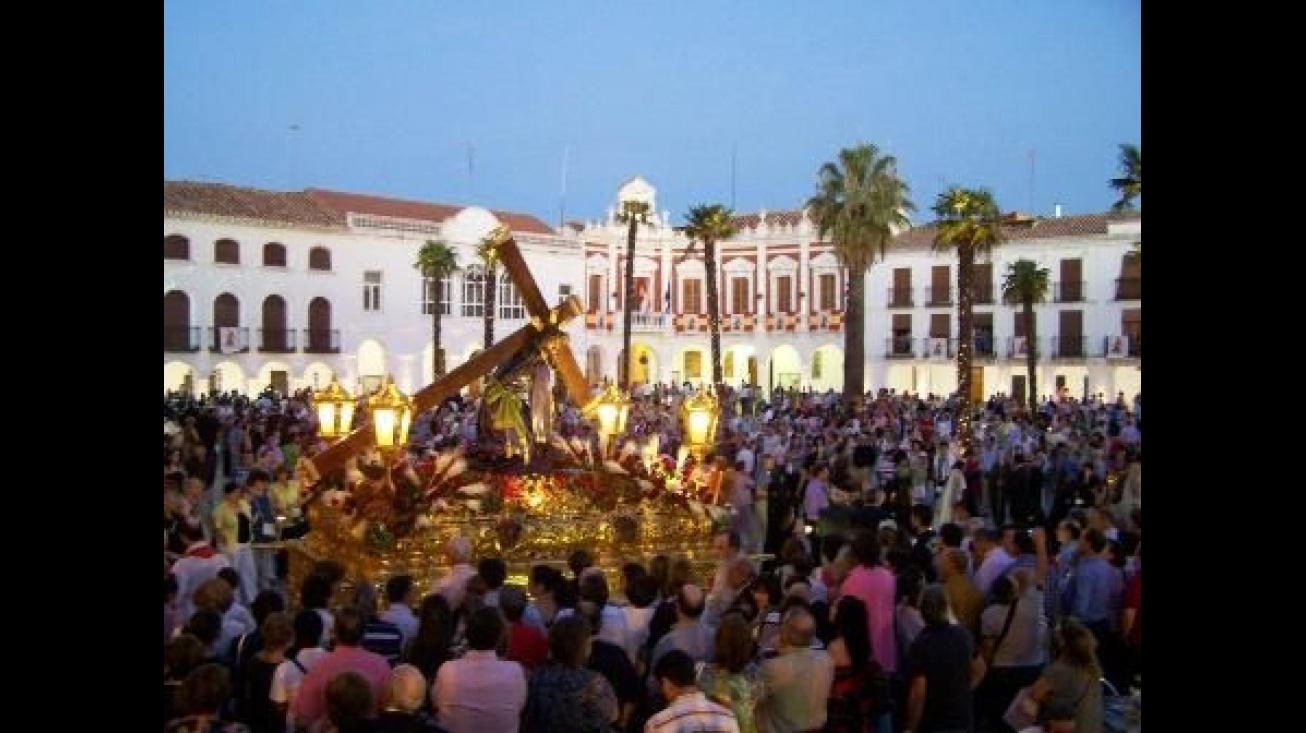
left=586, top=383, right=631, bottom=458
left=680, top=388, right=720, bottom=462
left=313, top=376, right=355, bottom=440
left=368, top=377, right=414, bottom=456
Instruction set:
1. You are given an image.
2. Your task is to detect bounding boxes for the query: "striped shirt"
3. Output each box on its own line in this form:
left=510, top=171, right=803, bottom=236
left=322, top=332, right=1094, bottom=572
left=361, top=618, right=405, bottom=666
left=645, top=691, right=740, bottom=733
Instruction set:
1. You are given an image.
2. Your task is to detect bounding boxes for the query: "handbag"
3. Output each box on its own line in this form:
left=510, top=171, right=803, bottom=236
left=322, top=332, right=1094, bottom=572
left=1003, top=674, right=1092, bottom=731
left=1001, top=685, right=1040, bottom=730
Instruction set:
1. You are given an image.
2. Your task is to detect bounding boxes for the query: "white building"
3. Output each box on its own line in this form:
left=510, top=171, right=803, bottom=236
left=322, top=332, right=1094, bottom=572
left=164, top=178, right=1140, bottom=402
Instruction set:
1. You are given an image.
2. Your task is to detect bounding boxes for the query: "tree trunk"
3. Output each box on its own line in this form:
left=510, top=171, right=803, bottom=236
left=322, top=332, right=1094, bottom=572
left=433, top=277, right=444, bottom=380
left=956, top=246, right=975, bottom=453
left=705, top=236, right=723, bottom=389
left=621, top=217, right=637, bottom=389
left=844, top=267, right=866, bottom=408
left=484, top=264, right=497, bottom=350
left=1024, top=299, right=1038, bottom=408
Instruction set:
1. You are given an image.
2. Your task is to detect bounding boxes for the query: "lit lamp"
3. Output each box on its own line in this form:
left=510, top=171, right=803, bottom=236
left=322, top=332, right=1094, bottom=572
left=367, top=377, right=414, bottom=457
left=586, top=383, right=631, bottom=458
left=313, top=376, right=355, bottom=440
left=680, top=388, right=720, bottom=462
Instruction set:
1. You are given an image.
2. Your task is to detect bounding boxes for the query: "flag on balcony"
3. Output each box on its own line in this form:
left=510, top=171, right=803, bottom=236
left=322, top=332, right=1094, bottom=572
left=219, top=327, right=241, bottom=353
left=927, top=338, right=949, bottom=359
left=1108, top=335, right=1129, bottom=357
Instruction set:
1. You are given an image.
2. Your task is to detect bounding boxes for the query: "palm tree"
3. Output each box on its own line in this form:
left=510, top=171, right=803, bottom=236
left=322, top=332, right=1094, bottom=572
left=1001, top=259, right=1051, bottom=408
left=1110, top=143, right=1142, bottom=212
left=681, top=204, right=738, bottom=391
left=808, top=143, right=914, bottom=407
left=616, top=200, right=651, bottom=389
left=932, top=186, right=1003, bottom=453
left=476, top=235, right=500, bottom=350
left=413, top=239, right=459, bottom=381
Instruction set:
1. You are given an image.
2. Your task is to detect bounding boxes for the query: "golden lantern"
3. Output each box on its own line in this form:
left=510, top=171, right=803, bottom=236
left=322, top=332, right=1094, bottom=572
left=368, top=377, right=414, bottom=455
left=313, top=376, right=355, bottom=440
left=680, top=388, right=720, bottom=461
left=585, top=383, right=631, bottom=457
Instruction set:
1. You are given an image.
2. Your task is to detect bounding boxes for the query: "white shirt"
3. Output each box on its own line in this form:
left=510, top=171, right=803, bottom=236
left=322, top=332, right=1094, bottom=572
left=170, top=545, right=232, bottom=621
left=270, top=647, right=329, bottom=728
left=433, top=650, right=528, bottom=733
left=381, top=602, right=420, bottom=646
left=974, top=547, right=1016, bottom=598
left=736, top=447, right=755, bottom=475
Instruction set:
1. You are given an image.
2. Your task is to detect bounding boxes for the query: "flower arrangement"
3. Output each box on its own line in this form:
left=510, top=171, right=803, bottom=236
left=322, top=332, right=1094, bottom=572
left=318, top=439, right=716, bottom=553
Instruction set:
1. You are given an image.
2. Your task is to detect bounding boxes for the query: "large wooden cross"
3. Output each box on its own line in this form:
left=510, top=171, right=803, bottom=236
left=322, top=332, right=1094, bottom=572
left=311, top=227, right=593, bottom=478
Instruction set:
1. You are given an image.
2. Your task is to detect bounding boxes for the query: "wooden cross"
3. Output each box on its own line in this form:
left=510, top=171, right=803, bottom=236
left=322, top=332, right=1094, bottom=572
left=310, top=226, right=593, bottom=478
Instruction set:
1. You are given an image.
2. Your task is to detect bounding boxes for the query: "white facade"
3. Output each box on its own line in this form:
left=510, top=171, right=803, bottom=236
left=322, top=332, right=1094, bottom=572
left=164, top=190, right=587, bottom=397
left=164, top=179, right=1140, bottom=402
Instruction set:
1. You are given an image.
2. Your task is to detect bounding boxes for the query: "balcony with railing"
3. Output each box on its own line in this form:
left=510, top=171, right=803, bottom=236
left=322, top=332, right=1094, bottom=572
left=1006, top=336, right=1040, bottom=359
left=1050, top=336, right=1088, bottom=360
left=303, top=329, right=341, bottom=354
left=1103, top=334, right=1142, bottom=358
left=885, top=336, right=915, bottom=358
left=164, top=326, right=201, bottom=352
left=208, top=327, right=250, bottom=354
left=921, top=337, right=956, bottom=359
left=258, top=328, right=298, bottom=353
left=1115, top=278, right=1142, bottom=300
left=973, top=333, right=997, bottom=359
left=925, top=286, right=953, bottom=306
left=1054, top=280, right=1086, bottom=303
left=973, top=281, right=995, bottom=305
left=887, top=287, right=914, bottom=308
left=630, top=312, right=669, bottom=331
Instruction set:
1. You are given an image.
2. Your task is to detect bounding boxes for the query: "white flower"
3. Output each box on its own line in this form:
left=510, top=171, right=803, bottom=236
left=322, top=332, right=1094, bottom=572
left=457, top=482, right=490, bottom=495
left=464, top=498, right=482, bottom=513
left=603, top=460, right=628, bottom=475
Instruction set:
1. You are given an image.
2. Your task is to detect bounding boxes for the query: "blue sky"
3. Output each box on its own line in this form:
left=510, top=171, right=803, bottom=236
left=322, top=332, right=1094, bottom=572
left=164, top=1, right=1140, bottom=227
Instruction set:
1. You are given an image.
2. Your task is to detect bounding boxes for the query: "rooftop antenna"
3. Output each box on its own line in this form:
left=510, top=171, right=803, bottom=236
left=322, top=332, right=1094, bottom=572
left=1027, top=148, right=1036, bottom=214
left=730, top=143, right=737, bottom=209
left=558, top=144, right=569, bottom=230
left=288, top=124, right=301, bottom=189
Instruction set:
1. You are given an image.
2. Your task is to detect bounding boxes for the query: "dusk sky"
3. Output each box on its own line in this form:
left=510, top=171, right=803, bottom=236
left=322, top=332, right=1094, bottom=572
left=164, top=1, right=1141, bottom=228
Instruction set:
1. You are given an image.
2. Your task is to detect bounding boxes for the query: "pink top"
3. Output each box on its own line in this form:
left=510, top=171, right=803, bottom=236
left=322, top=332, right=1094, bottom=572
left=433, top=650, right=528, bottom=733
left=839, top=564, right=898, bottom=673
left=290, top=645, right=392, bottom=726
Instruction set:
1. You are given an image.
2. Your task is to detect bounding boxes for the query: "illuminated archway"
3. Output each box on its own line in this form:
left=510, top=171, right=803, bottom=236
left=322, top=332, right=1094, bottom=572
left=673, top=345, right=710, bottom=387
left=810, top=344, right=844, bottom=393
left=767, top=345, right=802, bottom=391
left=356, top=339, right=386, bottom=393
left=722, top=344, right=758, bottom=387
left=163, top=361, right=195, bottom=394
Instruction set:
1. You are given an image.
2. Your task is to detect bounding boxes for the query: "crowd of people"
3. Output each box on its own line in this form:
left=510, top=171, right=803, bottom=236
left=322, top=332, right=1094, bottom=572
left=164, top=383, right=1141, bottom=732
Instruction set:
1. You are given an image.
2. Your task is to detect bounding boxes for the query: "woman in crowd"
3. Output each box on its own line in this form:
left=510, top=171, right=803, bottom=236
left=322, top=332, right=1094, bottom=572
left=826, top=596, right=891, bottom=733
left=697, top=614, right=764, bottom=733
left=976, top=572, right=1047, bottom=730
left=1023, top=619, right=1104, bottom=733
left=402, top=594, right=455, bottom=687
left=166, top=663, right=251, bottom=733
left=523, top=615, right=620, bottom=732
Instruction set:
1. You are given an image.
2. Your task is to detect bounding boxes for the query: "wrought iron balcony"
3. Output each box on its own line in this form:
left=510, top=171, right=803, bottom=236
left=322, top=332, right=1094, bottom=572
left=1006, top=336, right=1040, bottom=359
left=1115, top=278, right=1142, bottom=300
left=1054, top=280, right=1086, bottom=303
left=925, top=286, right=953, bottom=306
left=630, top=312, right=669, bottom=331
left=208, top=326, right=250, bottom=354
left=921, top=337, right=956, bottom=359
left=973, top=281, right=995, bottom=305
left=1103, top=335, right=1142, bottom=358
left=1051, top=336, right=1088, bottom=359
left=885, top=336, right=916, bottom=358
left=973, top=333, right=997, bottom=358
left=303, top=329, right=341, bottom=354
left=887, top=287, right=914, bottom=308
left=258, top=327, right=298, bottom=353
left=164, top=326, right=200, bottom=352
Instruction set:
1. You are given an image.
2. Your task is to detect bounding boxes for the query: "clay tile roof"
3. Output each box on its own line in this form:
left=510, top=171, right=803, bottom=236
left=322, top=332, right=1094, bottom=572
left=164, top=181, right=344, bottom=227
left=163, top=180, right=557, bottom=235
left=728, top=209, right=807, bottom=229
left=889, top=211, right=1139, bottom=248
left=307, top=188, right=555, bottom=235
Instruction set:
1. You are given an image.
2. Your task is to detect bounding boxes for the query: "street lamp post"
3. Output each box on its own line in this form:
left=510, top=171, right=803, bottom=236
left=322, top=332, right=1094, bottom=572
left=313, top=375, right=356, bottom=440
